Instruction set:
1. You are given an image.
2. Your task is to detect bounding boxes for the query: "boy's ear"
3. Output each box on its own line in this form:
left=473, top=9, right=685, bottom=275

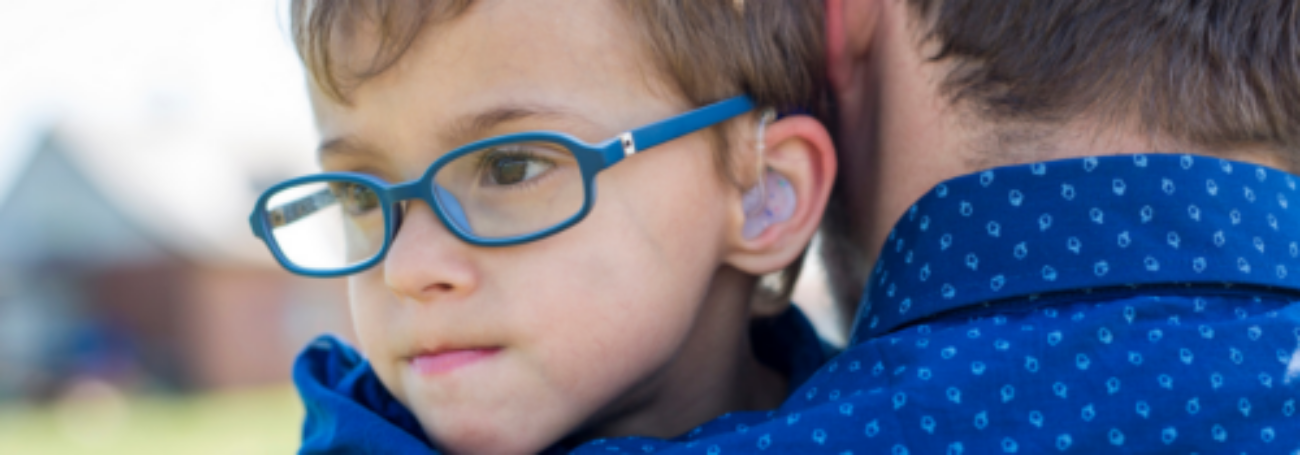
left=723, top=114, right=836, bottom=283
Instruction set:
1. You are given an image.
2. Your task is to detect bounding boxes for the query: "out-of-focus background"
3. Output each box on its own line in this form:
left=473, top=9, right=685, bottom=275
left=0, top=1, right=840, bottom=454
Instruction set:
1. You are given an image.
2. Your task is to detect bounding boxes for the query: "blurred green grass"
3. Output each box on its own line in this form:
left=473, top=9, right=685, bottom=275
left=0, top=384, right=301, bottom=455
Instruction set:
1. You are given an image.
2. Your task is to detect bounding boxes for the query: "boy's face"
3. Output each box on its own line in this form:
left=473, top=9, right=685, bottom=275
left=311, top=1, right=753, bottom=452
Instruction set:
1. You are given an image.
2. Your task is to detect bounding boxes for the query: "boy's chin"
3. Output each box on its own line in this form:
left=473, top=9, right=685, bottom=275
left=423, top=414, right=560, bottom=454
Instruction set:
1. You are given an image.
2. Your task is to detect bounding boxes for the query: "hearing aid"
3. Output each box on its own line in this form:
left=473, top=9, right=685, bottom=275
left=742, top=108, right=795, bottom=239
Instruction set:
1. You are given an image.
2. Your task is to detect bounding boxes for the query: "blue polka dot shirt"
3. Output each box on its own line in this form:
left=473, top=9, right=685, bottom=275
left=572, top=154, right=1300, bottom=454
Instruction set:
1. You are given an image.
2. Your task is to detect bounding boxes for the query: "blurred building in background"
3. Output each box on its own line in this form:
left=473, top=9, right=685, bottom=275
left=0, top=127, right=349, bottom=400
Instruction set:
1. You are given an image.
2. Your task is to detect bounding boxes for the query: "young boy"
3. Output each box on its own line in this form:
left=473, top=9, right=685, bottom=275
left=251, top=1, right=836, bottom=452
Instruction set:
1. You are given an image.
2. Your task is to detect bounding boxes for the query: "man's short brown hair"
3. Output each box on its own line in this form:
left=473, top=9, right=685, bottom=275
left=289, top=0, right=828, bottom=305
left=907, top=0, right=1300, bottom=167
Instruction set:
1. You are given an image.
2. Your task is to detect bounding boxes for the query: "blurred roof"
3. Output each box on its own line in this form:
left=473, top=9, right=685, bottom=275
left=0, top=0, right=322, bottom=266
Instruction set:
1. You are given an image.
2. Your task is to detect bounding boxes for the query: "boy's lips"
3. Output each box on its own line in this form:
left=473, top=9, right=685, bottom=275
left=409, top=347, right=502, bottom=375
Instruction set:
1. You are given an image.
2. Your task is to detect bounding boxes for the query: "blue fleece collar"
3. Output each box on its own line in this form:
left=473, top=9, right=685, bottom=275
left=294, top=336, right=436, bottom=454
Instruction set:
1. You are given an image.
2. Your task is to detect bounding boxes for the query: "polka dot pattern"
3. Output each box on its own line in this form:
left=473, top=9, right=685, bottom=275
left=569, top=155, right=1300, bottom=454
left=856, top=154, right=1300, bottom=343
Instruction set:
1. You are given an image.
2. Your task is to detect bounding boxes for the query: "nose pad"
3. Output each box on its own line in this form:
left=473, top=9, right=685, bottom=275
left=392, top=201, right=406, bottom=235
left=434, top=185, right=473, bottom=233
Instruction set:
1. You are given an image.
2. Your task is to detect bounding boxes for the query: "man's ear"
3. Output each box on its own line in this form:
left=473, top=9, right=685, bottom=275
left=723, top=115, right=836, bottom=281
left=826, top=0, right=882, bottom=93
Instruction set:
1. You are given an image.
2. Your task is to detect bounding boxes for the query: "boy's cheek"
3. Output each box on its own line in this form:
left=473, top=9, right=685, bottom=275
left=346, top=276, right=390, bottom=361
left=339, top=166, right=727, bottom=449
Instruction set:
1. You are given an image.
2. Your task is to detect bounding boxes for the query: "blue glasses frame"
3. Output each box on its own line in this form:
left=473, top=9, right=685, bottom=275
left=250, top=95, right=755, bottom=277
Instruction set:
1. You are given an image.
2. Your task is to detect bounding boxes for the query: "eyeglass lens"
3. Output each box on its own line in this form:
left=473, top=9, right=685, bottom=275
left=265, top=180, right=387, bottom=271
left=433, top=141, right=585, bottom=239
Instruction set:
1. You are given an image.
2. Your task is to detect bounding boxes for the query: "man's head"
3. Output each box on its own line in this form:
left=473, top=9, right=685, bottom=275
left=823, top=0, right=1300, bottom=324
left=287, top=0, right=834, bottom=452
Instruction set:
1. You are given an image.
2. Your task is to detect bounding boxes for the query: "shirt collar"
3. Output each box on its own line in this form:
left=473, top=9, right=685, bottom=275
left=751, top=304, right=835, bottom=391
left=851, top=154, right=1300, bottom=344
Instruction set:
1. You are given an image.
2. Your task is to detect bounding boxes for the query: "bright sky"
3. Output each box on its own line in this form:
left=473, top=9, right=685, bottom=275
left=0, top=0, right=319, bottom=261
left=0, top=0, right=319, bottom=194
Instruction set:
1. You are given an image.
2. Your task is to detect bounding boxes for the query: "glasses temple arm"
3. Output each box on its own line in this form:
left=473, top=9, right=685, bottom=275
left=604, top=95, right=755, bottom=165
left=266, top=189, right=337, bottom=228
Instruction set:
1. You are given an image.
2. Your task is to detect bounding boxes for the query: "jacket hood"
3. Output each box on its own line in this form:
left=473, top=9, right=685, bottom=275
left=294, top=335, right=438, bottom=454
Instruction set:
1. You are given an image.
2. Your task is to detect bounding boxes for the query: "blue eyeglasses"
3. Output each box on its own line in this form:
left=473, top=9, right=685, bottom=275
left=249, top=95, right=755, bottom=277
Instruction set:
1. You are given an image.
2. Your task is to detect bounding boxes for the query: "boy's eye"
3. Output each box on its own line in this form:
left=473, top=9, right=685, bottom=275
left=480, top=147, right=556, bottom=186
left=331, top=182, right=380, bottom=216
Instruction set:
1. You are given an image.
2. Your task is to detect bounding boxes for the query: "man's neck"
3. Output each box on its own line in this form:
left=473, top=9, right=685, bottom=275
left=827, top=1, right=975, bottom=309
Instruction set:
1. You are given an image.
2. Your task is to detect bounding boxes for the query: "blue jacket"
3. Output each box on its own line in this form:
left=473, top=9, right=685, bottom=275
left=294, top=336, right=433, bottom=453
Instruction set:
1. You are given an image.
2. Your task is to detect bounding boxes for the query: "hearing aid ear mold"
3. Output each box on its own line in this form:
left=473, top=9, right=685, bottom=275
left=741, top=108, right=793, bottom=239
left=742, top=171, right=796, bottom=239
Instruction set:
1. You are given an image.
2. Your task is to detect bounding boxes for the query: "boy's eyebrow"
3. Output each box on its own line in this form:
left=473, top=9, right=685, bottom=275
left=316, top=103, right=593, bottom=162
left=443, top=103, right=587, bottom=145
left=317, top=137, right=382, bottom=163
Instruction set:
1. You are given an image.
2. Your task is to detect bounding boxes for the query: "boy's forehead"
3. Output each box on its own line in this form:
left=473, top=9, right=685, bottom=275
left=309, top=0, right=680, bottom=159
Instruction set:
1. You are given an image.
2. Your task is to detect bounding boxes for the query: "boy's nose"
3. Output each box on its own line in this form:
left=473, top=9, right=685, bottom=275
left=383, top=201, right=480, bottom=302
